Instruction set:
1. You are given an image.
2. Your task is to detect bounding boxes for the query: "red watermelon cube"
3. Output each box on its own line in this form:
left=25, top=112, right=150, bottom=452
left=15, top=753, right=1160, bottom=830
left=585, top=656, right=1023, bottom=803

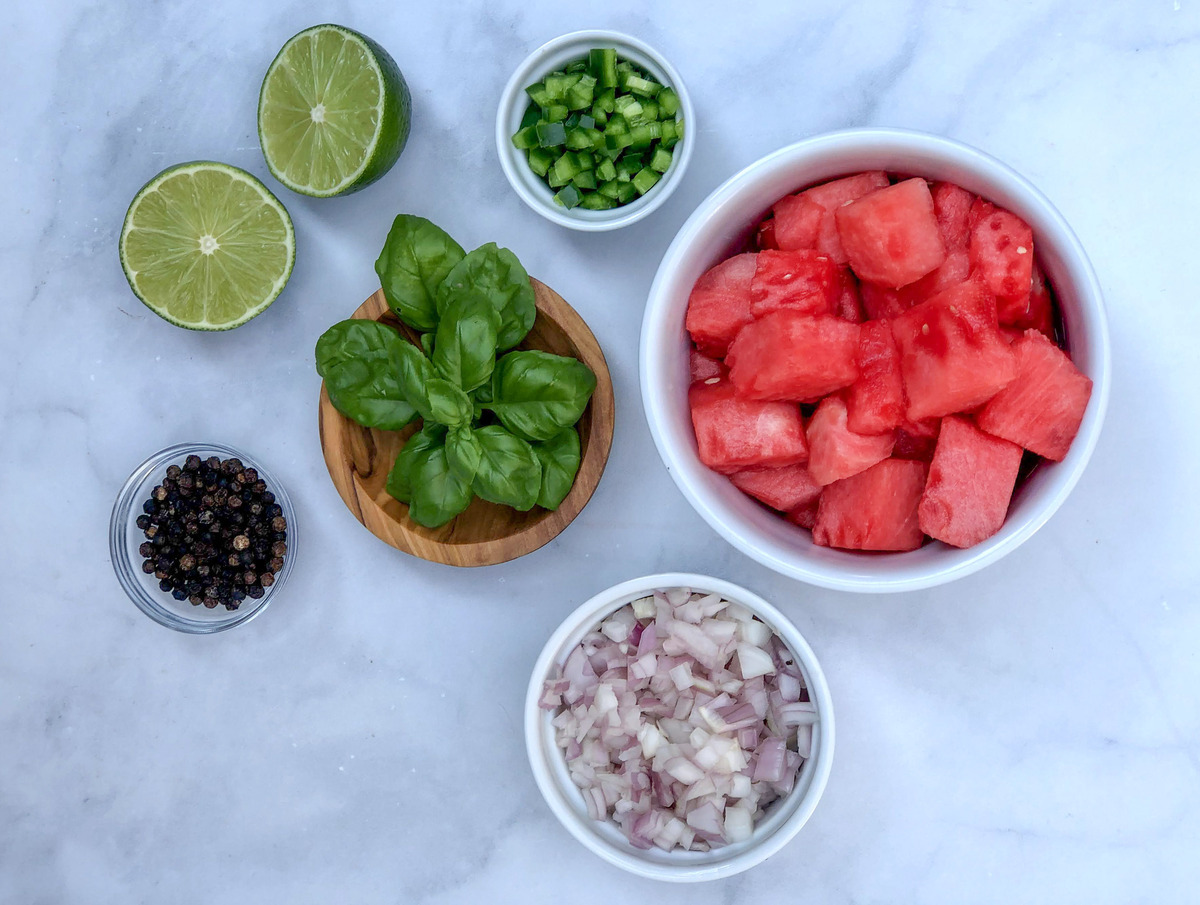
left=730, top=463, right=822, bottom=512
left=969, top=199, right=1034, bottom=317
left=1005, top=261, right=1055, bottom=338
left=860, top=282, right=909, bottom=321
left=694, top=252, right=758, bottom=293
left=686, top=253, right=759, bottom=356
left=931, top=181, right=975, bottom=251
left=749, top=249, right=839, bottom=318
left=834, top=267, right=864, bottom=322
left=891, top=280, right=1017, bottom=421
left=772, top=193, right=824, bottom=251
left=899, top=248, right=970, bottom=306
left=689, top=380, right=808, bottom=474
left=690, top=347, right=726, bottom=382
left=727, top=313, right=860, bottom=402
left=893, top=418, right=942, bottom=461
left=813, top=459, right=928, bottom=552
left=918, top=416, right=1023, bottom=547
left=806, top=395, right=895, bottom=486
left=836, top=178, right=947, bottom=289
left=799, top=171, right=891, bottom=264
left=847, top=320, right=906, bottom=434
left=785, top=498, right=821, bottom=530
left=977, top=330, right=1093, bottom=461
left=755, top=217, right=779, bottom=250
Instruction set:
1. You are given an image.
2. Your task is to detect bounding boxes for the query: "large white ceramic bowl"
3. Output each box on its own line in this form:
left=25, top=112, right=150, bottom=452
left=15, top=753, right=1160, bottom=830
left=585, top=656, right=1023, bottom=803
left=640, top=130, right=1111, bottom=593
left=525, top=572, right=834, bottom=882
left=496, top=29, right=695, bottom=231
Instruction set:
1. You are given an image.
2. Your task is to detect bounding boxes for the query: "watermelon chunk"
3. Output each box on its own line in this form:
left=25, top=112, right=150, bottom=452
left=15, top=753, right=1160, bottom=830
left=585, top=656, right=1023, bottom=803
left=694, top=252, right=758, bottom=293
left=893, top=418, right=942, bottom=461
left=799, top=171, right=891, bottom=264
left=813, top=459, right=928, bottom=552
left=899, top=249, right=970, bottom=306
left=918, top=416, right=1023, bottom=547
left=931, top=181, right=975, bottom=251
left=755, top=217, right=779, bottom=250
left=846, top=320, right=906, bottom=434
left=1005, top=260, right=1055, bottom=338
left=785, top=498, right=820, bottom=530
left=727, top=312, right=860, bottom=402
left=834, top=267, right=864, bottom=322
left=690, top=347, right=726, bottom=382
left=730, top=463, right=822, bottom=512
left=891, top=280, right=1017, bottom=421
left=806, top=395, right=895, bottom=486
left=772, top=193, right=824, bottom=251
left=860, top=282, right=909, bottom=321
left=836, top=178, right=947, bottom=289
left=977, top=330, right=1093, bottom=461
left=688, top=380, right=808, bottom=474
left=969, top=198, right=1034, bottom=317
left=749, top=249, right=839, bottom=318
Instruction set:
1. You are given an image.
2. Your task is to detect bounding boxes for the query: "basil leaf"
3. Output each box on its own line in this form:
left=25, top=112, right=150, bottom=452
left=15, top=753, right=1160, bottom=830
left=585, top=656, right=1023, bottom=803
left=386, top=423, right=447, bottom=504
left=407, top=438, right=474, bottom=529
left=419, top=332, right=435, bottom=358
left=531, top=428, right=581, bottom=510
left=392, top=343, right=471, bottom=427
left=432, top=292, right=500, bottom=392
left=445, top=425, right=483, bottom=484
left=315, top=320, right=418, bottom=430
left=487, top=350, right=597, bottom=442
left=375, top=215, right=465, bottom=332
left=435, top=242, right=536, bottom=350
left=424, top=378, right=473, bottom=428
left=471, top=425, right=542, bottom=511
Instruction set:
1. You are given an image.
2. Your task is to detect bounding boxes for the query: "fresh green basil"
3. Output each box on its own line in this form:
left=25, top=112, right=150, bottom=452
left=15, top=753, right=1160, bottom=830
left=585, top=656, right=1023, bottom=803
left=531, top=428, right=581, bottom=510
left=435, top=242, right=536, bottom=350
left=445, top=425, right=483, bottom=484
left=424, top=378, right=473, bottom=428
left=386, top=423, right=448, bottom=504
left=433, top=292, right=500, bottom=392
left=407, top=439, right=473, bottom=528
left=470, top=425, right=542, bottom=511
left=375, top=215, right=465, bottom=332
left=316, top=320, right=418, bottom=430
left=486, top=350, right=597, bottom=442
left=419, top=332, right=435, bottom=358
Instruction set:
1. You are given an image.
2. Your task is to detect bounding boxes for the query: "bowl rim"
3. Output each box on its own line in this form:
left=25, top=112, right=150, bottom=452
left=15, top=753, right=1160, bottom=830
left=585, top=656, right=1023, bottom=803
left=639, top=128, right=1112, bottom=592
left=524, top=571, right=835, bottom=881
left=494, top=28, right=696, bottom=232
left=109, top=441, right=296, bottom=633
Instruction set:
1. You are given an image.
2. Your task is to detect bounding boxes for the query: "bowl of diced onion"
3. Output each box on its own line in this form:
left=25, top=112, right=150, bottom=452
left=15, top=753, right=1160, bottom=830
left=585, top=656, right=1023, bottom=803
left=525, top=572, right=834, bottom=882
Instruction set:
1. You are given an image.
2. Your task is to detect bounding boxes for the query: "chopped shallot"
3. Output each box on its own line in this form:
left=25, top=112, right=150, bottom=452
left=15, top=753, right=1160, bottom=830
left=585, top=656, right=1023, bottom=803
left=541, top=588, right=816, bottom=852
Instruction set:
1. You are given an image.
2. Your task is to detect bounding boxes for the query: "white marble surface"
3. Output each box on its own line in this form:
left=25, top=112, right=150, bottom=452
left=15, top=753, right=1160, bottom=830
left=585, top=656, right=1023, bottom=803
left=2, top=0, right=1198, bottom=901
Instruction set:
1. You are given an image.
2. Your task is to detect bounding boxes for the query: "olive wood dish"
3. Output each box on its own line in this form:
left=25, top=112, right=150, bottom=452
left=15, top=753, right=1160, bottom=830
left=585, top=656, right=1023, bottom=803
left=318, top=281, right=614, bottom=567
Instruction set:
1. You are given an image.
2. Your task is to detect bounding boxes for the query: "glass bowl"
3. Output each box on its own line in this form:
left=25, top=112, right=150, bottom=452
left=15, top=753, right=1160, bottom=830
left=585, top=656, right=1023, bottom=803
left=109, top=442, right=297, bottom=633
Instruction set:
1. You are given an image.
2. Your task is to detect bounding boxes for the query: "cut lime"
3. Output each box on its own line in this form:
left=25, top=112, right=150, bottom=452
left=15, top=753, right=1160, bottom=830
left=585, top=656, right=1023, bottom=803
left=257, top=24, right=411, bottom=197
left=119, top=162, right=296, bottom=331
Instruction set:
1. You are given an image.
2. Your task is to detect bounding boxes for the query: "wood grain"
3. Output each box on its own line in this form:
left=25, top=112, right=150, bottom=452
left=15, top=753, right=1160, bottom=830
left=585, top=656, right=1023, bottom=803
left=318, top=280, right=614, bottom=567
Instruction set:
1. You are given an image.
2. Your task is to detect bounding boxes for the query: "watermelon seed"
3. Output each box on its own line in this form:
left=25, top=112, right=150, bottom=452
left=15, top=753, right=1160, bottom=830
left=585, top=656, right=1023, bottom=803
left=921, top=323, right=930, bottom=335
left=1017, top=246, right=1028, bottom=254
left=704, top=377, right=721, bottom=385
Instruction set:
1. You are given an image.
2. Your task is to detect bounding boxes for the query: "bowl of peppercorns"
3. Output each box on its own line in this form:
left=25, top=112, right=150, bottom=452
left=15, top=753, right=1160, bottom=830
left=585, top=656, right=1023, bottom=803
left=109, top=442, right=295, bottom=633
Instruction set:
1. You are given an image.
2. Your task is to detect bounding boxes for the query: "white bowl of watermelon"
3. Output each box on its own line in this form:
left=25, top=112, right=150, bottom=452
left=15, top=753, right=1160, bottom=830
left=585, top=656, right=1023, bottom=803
left=640, top=129, right=1110, bottom=593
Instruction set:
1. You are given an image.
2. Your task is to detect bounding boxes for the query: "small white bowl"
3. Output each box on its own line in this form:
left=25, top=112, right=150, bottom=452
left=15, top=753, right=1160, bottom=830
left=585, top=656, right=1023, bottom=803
left=525, top=572, right=834, bottom=882
left=495, top=30, right=695, bottom=231
left=640, top=129, right=1111, bottom=593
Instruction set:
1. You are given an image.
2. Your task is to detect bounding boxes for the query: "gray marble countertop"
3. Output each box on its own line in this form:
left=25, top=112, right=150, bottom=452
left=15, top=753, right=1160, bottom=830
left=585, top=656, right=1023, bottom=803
left=3, top=2, right=1198, bottom=902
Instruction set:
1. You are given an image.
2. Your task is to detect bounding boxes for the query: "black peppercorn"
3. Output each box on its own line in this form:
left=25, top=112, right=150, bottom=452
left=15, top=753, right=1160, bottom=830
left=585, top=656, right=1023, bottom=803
left=141, top=559, right=156, bottom=574
left=153, top=485, right=168, bottom=501
left=159, top=578, right=173, bottom=592
left=271, top=516, right=287, bottom=532
left=232, top=534, right=250, bottom=551
left=272, top=541, right=287, bottom=557
left=177, top=473, right=194, bottom=492
left=243, top=571, right=257, bottom=586
left=179, top=554, right=197, bottom=571
left=136, top=514, right=152, bottom=530
left=171, top=589, right=187, bottom=601
left=260, top=572, right=274, bottom=588
left=247, top=585, right=264, bottom=600
left=184, top=455, right=202, bottom=471
left=205, top=456, right=221, bottom=470
left=203, top=598, right=219, bottom=609
left=262, top=491, right=275, bottom=505
left=166, top=464, right=182, bottom=479
left=139, top=542, right=154, bottom=558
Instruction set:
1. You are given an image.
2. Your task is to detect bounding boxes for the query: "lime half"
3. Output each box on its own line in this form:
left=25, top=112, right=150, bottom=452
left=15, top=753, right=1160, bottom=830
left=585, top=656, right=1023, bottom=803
left=119, top=162, right=296, bottom=331
left=257, top=24, right=411, bottom=197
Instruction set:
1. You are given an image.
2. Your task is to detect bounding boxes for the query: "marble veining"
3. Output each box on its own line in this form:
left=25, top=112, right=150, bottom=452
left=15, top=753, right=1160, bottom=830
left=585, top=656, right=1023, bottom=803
left=2, top=0, right=1199, bottom=902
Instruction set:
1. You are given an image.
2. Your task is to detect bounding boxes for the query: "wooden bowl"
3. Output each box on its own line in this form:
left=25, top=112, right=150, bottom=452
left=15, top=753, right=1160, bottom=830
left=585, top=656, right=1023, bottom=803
left=318, top=280, right=614, bottom=567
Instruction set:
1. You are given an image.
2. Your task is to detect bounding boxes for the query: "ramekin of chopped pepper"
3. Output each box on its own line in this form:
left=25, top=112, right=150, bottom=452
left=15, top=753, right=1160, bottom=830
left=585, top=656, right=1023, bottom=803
left=496, top=30, right=694, bottom=231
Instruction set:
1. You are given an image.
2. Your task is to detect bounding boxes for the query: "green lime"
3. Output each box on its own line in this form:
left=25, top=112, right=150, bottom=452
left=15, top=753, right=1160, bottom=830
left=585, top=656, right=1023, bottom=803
left=257, top=24, right=411, bottom=198
left=119, top=161, right=296, bottom=331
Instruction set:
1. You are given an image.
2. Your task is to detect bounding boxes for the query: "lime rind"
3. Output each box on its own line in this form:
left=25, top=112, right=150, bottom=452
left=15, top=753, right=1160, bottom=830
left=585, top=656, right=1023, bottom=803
left=119, top=161, right=296, bottom=331
left=257, top=24, right=411, bottom=198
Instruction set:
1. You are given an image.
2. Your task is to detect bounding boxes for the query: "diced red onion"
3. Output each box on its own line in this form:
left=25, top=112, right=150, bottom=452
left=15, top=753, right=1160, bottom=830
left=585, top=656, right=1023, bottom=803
left=543, top=588, right=815, bottom=852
